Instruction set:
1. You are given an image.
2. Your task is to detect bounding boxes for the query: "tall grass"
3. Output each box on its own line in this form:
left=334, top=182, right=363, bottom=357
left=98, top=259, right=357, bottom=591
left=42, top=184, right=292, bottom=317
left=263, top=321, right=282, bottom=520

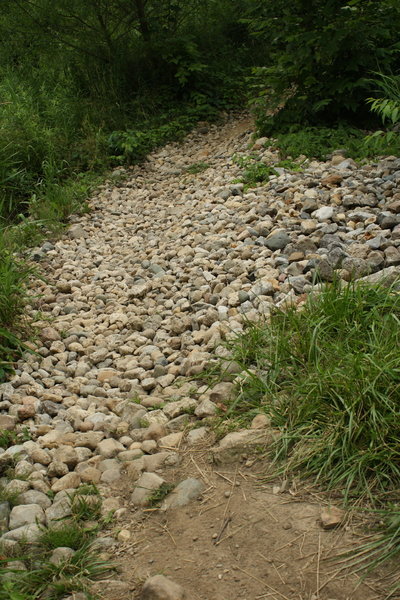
left=226, top=280, right=400, bottom=503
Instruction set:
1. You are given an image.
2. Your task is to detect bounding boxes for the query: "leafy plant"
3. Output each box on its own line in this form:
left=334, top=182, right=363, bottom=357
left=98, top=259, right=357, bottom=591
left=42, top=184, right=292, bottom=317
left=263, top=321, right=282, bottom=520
left=0, top=428, right=31, bottom=450
left=365, top=71, right=400, bottom=150
left=0, top=543, right=112, bottom=600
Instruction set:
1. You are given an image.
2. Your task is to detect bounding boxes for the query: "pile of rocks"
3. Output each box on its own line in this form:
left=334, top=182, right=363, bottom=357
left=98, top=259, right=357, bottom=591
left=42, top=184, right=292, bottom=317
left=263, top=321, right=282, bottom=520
left=0, top=115, right=399, bottom=589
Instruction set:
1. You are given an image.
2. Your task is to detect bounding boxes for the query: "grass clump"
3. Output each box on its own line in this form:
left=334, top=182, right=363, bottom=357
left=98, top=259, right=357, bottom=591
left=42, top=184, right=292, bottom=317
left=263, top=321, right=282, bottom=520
left=0, top=486, right=112, bottom=599
left=186, top=161, right=210, bottom=174
left=39, top=523, right=92, bottom=552
left=225, top=280, right=400, bottom=503
left=0, top=544, right=111, bottom=600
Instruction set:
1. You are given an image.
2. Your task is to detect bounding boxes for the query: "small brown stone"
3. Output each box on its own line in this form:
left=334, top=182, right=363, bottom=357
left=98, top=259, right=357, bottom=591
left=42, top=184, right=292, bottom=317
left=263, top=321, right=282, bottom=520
left=320, top=506, right=346, bottom=530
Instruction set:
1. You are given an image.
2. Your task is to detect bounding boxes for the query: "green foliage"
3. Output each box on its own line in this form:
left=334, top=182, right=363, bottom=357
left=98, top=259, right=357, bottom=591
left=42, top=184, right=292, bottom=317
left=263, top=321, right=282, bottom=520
left=365, top=71, right=400, bottom=150
left=147, top=482, right=175, bottom=507
left=267, top=125, right=400, bottom=161
left=246, top=0, right=400, bottom=133
left=107, top=115, right=194, bottom=164
left=0, top=245, right=35, bottom=381
left=233, top=154, right=305, bottom=188
left=224, top=280, right=400, bottom=503
left=39, top=524, right=92, bottom=552
left=0, top=428, right=30, bottom=450
left=70, top=493, right=102, bottom=523
left=186, top=162, right=210, bottom=174
left=0, top=543, right=111, bottom=600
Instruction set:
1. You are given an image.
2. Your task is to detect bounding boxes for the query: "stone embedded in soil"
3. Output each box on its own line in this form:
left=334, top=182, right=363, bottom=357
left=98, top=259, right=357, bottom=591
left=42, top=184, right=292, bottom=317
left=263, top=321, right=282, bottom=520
left=320, top=506, right=346, bottom=529
left=141, top=574, right=186, bottom=600
left=130, top=472, right=166, bottom=506
left=212, top=429, right=277, bottom=464
left=161, top=478, right=205, bottom=510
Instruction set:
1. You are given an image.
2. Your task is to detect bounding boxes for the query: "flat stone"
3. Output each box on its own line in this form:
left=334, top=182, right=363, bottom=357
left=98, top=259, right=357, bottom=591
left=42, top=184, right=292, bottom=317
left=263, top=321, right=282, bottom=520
left=163, top=398, right=197, bottom=419
left=314, top=206, right=334, bottom=221
left=15, top=490, right=52, bottom=509
left=0, top=415, right=17, bottom=430
left=212, top=429, right=277, bottom=464
left=265, top=230, right=290, bottom=250
left=194, top=398, right=217, bottom=418
left=97, top=438, right=125, bottom=458
left=186, top=427, right=214, bottom=445
left=251, top=414, right=271, bottom=429
left=158, top=432, right=183, bottom=449
left=45, top=497, right=72, bottom=526
left=49, top=547, right=75, bottom=564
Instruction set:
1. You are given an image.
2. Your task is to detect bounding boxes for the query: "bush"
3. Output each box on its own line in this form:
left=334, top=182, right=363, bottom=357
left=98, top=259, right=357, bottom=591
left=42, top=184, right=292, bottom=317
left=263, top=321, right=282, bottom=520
left=245, top=0, right=400, bottom=133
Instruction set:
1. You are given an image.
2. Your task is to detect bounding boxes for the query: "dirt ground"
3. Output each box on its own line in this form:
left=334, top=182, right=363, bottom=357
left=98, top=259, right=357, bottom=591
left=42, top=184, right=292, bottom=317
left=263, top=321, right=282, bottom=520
left=94, top=440, right=399, bottom=600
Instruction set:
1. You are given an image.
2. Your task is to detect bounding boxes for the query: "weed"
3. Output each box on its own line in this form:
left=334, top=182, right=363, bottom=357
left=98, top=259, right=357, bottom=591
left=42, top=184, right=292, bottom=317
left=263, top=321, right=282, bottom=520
left=268, top=125, right=400, bottom=161
left=147, top=483, right=175, bottom=507
left=70, top=493, right=102, bottom=523
left=186, top=162, right=210, bottom=174
left=232, top=154, right=277, bottom=189
left=0, top=428, right=30, bottom=450
left=0, top=484, right=20, bottom=508
left=75, top=484, right=100, bottom=496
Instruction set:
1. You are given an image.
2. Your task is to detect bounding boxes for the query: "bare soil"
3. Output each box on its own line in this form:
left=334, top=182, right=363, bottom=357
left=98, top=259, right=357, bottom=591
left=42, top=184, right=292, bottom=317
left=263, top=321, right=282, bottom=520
left=96, top=440, right=398, bottom=600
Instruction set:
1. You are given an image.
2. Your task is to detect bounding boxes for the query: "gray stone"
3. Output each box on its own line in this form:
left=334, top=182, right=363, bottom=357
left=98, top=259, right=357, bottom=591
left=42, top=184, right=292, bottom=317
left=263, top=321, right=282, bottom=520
left=97, top=438, right=124, bottom=458
left=0, top=502, right=10, bottom=530
left=130, top=472, right=166, bottom=506
left=45, top=497, right=72, bottom=526
left=15, top=490, right=52, bottom=509
left=194, top=399, right=217, bottom=418
left=1, top=523, right=42, bottom=542
left=314, top=206, right=334, bottom=221
left=265, top=231, right=290, bottom=251
left=186, top=427, right=214, bottom=445
left=161, top=478, right=205, bottom=510
left=9, top=504, right=46, bottom=529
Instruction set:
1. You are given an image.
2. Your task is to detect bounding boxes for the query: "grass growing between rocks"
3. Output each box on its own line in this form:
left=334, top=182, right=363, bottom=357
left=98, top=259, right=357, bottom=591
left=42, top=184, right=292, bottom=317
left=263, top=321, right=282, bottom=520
left=0, top=486, right=114, bottom=599
left=219, top=280, right=400, bottom=578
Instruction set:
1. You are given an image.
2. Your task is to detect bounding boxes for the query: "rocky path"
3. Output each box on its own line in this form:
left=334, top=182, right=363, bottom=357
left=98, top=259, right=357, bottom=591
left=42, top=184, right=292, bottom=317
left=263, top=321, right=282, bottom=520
left=1, top=114, right=399, bottom=599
